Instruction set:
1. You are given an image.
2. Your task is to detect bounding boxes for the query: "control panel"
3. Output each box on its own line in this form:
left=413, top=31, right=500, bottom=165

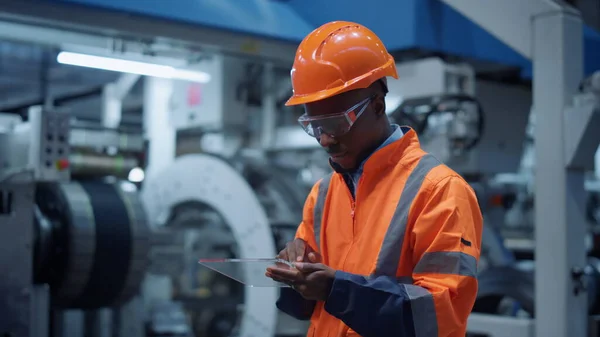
left=27, top=106, right=71, bottom=182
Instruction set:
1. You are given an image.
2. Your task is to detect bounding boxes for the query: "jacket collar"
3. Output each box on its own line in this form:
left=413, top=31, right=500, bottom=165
left=329, top=126, right=421, bottom=175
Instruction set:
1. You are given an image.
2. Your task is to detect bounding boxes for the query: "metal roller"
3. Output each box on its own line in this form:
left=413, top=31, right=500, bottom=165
left=34, top=181, right=150, bottom=309
left=69, top=153, right=140, bottom=178
left=141, top=154, right=279, bottom=337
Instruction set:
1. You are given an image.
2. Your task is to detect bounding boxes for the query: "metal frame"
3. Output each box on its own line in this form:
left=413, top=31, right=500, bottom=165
left=468, top=313, right=535, bottom=337
left=140, top=154, right=280, bottom=337
left=440, top=1, right=600, bottom=336
left=533, top=9, right=588, bottom=337
left=0, top=173, right=44, bottom=337
left=0, top=112, right=66, bottom=337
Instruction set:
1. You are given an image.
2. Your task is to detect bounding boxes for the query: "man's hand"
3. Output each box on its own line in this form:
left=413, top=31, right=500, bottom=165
left=277, top=238, right=315, bottom=263
left=266, top=254, right=336, bottom=301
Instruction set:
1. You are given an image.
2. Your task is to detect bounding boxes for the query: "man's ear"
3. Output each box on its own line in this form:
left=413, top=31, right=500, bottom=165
left=373, top=96, right=386, bottom=117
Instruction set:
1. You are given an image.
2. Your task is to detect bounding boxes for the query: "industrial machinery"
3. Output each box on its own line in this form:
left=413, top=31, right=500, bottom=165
left=386, top=57, right=529, bottom=270
left=0, top=109, right=151, bottom=337
left=436, top=1, right=600, bottom=336
left=386, top=56, right=600, bottom=335
left=468, top=84, right=600, bottom=337
left=137, top=55, right=315, bottom=337
left=141, top=153, right=310, bottom=337
left=385, top=5, right=600, bottom=335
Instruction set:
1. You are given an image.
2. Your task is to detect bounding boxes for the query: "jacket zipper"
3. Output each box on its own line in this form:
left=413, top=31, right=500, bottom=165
left=350, top=176, right=364, bottom=232
left=340, top=174, right=364, bottom=271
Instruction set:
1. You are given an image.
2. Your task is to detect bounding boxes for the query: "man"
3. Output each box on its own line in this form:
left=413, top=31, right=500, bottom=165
left=265, top=21, right=483, bottom=337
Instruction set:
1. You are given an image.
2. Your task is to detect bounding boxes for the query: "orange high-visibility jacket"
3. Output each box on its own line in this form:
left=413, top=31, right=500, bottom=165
left=277, top=127, right=483, bottom=337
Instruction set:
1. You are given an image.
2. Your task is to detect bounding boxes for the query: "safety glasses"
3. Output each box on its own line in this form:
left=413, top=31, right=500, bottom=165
left=297, top=96, right=373, bottom=138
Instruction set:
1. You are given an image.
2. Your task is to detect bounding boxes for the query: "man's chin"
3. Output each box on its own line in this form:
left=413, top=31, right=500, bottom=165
left=330, top=156, right=356, bottom=171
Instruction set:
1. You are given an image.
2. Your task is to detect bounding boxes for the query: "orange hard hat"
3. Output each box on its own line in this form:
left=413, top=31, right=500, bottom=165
left=285, top=21, right=398, bottom=106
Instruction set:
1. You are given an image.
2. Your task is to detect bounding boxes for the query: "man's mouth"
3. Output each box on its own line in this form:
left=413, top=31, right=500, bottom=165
left=329, top=151, right=347, bottom=159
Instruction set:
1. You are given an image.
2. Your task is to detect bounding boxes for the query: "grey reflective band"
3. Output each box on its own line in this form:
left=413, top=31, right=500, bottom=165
left=313, top=173, right=332, bottom=251
left=414, top=251, right=478, bottom=278
left=375, top=154, right=441, bottom=276
left=403, top=284, right=439, bottom=337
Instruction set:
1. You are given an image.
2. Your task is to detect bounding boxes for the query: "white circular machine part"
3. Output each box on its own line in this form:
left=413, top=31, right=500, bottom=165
left=141, top=154, right=279, bottom=337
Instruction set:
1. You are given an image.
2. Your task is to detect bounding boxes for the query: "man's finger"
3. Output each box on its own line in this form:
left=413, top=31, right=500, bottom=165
left=287, top=241, right=298, bottom=263
left=265, top=272, right=288, bottom=284
left=308, top=252, right=322, bottom=263
left=294, top=262, right=324, bottom=273
left=277, top=249, right=288, bottom=260
left=267, top=266, right=303, bottom=282
left=293, top=239, right=306, bottom=262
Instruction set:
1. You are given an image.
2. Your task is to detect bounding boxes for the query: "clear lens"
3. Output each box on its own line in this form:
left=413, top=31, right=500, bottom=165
left=299, top=115, right=352, bottom=137
left=298, top=96, right=373, bottom=138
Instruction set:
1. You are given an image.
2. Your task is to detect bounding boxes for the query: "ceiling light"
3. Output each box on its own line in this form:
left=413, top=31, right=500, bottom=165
left=57, top=51, right=211, bottom=83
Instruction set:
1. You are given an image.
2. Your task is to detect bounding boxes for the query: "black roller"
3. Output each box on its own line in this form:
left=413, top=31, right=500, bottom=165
left=35, top=181, right=150, bottom=309
left=74, top=182, right=132, bottom=308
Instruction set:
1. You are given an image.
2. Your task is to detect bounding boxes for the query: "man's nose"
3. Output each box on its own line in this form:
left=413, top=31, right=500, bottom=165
left=318, top=133, right=336, bottom=147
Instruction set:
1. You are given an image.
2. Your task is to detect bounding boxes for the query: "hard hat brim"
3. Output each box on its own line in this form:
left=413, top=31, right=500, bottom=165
left=285, top=86, right=345, bottom=106
left=285, top=60, right=399, bottom=106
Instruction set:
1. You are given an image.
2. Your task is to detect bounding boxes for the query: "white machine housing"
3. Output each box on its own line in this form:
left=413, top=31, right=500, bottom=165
left=387, top=57, right=530, bottom=175
left=167, top=54, right=252, bottom=157
left=386, top=57, right=476, bottom=103
left=169, top=55, right=249, bottom=132
left=0, top=107, right=71, bottom=181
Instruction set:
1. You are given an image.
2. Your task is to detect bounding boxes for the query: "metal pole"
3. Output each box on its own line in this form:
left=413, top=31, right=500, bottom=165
left=143, top=77, right=176, bottom=179
left=533, top=8, right=586, bottom=337
left=260, top=62, right=276, bottom=149
left=102, top=74, right=141, bottom=129
left=101, top=83, right=122, bottom=129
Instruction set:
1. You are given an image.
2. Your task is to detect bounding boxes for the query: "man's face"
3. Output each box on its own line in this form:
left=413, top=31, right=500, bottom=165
left=303, top=89, right=382, bottom=170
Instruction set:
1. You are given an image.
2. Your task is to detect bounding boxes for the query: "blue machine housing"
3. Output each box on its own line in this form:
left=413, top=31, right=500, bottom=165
left=46, top=0, right=600, bottom=78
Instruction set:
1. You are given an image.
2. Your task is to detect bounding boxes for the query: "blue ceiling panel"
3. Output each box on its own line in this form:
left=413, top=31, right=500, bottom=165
left=285, top=0, right=419, bottom=51
left=412, top=0, right=529, bottom=68
left=286, top=0, right=529, bottom=68
left=39, top=0, right=600, bottom=76
left=44, top=0, right=314, bottom=41
left=288, top=0, right=599, bottom=77
left=582, top=27, right=600, bottom=76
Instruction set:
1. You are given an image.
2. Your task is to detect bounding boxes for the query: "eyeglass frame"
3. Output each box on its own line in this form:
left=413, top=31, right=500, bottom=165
left=297, top=95, right=375, bottom=138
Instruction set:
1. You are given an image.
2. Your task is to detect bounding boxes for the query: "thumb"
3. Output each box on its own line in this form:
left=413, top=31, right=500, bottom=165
left=308, top=252, right=322, bottom=263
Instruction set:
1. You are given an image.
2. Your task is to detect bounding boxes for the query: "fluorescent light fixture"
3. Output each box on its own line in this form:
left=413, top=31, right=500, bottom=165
left=57, top=51, right=211, bottom=83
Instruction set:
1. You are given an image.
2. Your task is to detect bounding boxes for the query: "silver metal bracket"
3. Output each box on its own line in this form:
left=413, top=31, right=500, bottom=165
left=563, top=94, right=600, bottom=170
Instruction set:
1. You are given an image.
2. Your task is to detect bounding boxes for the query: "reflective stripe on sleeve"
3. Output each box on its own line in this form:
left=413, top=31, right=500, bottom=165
left=414, top=251, right=478, bottom=278
left=313, top=173, right=332, bottom=252
left=403, top=284, right=438, bottom=337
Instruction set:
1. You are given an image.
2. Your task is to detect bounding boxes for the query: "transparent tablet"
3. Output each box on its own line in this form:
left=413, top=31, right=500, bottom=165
left=197, top=258, right=294, bottom=287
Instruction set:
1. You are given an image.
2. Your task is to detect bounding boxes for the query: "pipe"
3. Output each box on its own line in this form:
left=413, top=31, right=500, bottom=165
left=69, top=153, right=139, bottom=177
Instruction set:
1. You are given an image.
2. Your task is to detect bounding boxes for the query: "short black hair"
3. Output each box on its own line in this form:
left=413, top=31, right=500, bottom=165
left=368, top=77, right=388, bottom=96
